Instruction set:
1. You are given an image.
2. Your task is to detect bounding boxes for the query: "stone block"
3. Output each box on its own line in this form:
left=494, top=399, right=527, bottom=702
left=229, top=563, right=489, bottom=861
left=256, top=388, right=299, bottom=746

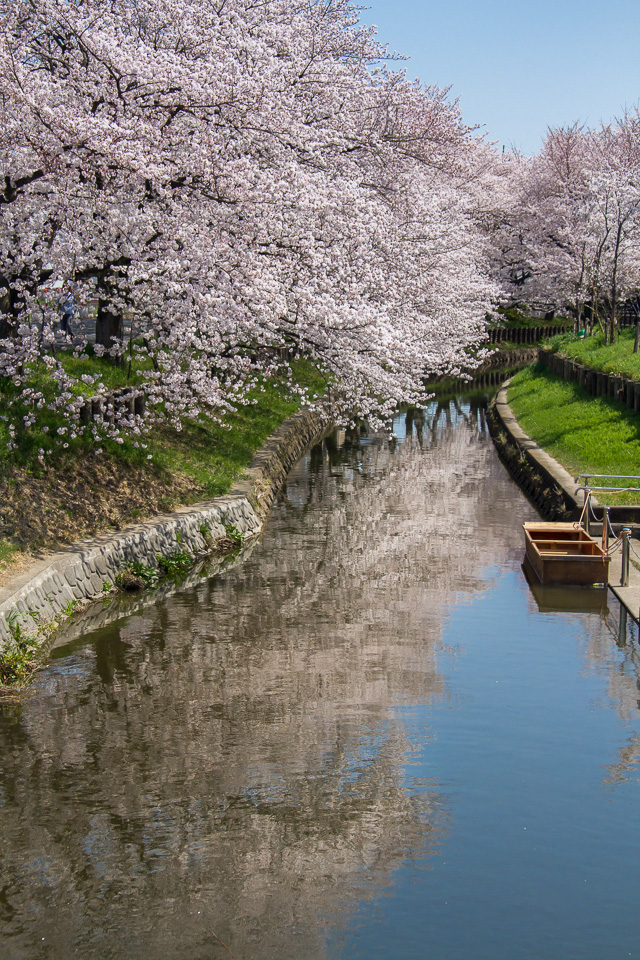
left=88, top=573, right=104, bottom=596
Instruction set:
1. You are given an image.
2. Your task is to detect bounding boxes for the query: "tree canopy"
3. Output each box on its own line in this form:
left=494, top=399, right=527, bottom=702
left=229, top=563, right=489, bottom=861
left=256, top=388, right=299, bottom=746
left=2, top=0, right=640, bottom=458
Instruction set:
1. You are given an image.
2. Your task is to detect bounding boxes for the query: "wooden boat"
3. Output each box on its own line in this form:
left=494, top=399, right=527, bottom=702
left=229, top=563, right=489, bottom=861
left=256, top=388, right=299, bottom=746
left=523, top=522, right=610, bottom=586
left=521, top=556, right=608, bottom=612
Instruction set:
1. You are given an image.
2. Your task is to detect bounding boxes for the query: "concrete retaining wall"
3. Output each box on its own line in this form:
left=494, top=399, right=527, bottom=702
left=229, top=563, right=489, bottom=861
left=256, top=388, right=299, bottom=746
left=487, top=383, right=581, bottom=520
left=0, top=405, right=333, bottom=650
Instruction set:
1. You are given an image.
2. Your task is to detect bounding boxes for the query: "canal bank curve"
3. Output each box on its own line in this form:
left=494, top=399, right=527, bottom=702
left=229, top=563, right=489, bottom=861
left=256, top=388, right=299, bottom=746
left=488, top=381, right=640, bottom=621
left=487, top=381, right=582, bottom=520
left=0, top=406, right=333, bottom=649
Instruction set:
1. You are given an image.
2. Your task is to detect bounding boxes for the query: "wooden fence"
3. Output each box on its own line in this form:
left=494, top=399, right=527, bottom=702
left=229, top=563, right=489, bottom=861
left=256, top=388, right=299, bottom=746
left=538, top=348, right=640, bottom=413
left=77, top=387, right=146, bottom=425
left=487, top=324, right=572, bottom=345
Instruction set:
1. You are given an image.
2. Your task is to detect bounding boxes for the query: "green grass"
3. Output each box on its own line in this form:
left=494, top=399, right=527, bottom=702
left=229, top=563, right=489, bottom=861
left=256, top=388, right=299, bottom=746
left=144, top=358, right=328, bottom=498
left=0, top=352, right=328, bottom=484
left=61, top=350, right=148, bottom=396
left=0, top=353, right=127, bottom=469
left=507, top=365, right=640, bottom=505
left=544, top=327, right=640, bottom=378
left=0, top=351, right=328, bottom=499
left=0, top=611, right=43, bottom=687
left=0, top=541, right=20, bottom=567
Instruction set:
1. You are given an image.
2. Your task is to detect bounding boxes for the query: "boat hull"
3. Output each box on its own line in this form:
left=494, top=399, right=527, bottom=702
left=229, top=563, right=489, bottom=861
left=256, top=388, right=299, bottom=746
left=523, top=522, right=610, bottom=586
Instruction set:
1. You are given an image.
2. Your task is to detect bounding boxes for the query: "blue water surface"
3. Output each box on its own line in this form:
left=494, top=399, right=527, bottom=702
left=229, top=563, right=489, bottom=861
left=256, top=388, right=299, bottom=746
left=328, top=571, right=640, bottom=960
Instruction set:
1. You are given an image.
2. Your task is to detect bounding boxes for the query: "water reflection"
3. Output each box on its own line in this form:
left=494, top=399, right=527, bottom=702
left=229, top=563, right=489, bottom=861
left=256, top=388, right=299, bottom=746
left=1, top=400, right=639, bottom=959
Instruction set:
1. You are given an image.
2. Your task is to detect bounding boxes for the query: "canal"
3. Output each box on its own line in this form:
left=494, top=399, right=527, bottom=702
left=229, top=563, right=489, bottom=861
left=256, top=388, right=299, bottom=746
left=1, top=398, right=640, bottom=959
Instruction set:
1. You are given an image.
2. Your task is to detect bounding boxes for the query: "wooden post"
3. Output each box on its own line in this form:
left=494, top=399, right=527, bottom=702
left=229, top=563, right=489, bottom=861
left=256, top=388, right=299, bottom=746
left=612, top=376, right=622, bottom=400
left=626, top=379, right=635, bottom=409
left=602, top=507, right=610, bottom=554
left=621, top=528, right=632, bottom=587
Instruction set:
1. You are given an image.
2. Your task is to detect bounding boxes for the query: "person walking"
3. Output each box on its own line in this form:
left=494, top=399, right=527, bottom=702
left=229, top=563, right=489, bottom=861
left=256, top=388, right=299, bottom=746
left=57, top=285, right=76, bottom=336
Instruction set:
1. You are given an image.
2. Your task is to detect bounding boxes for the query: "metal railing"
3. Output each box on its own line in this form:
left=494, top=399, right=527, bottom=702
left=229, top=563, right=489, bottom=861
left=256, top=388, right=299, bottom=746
left=574, top=481, right=637, bottom=586
left=575, top=473, right=640, bottom=495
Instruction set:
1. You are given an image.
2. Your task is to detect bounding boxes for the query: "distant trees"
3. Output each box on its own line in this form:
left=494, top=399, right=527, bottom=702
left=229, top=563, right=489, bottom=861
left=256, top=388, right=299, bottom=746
left=500, top=117, right=640, bottom=339
left=0, top=0, right=497, bottom=451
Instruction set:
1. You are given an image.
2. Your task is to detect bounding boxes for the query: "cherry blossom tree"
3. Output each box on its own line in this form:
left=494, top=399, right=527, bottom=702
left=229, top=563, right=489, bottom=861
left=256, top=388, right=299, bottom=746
left=0, top=0, right=498, bottom=454
left=502, top=118, right=640, bottom=338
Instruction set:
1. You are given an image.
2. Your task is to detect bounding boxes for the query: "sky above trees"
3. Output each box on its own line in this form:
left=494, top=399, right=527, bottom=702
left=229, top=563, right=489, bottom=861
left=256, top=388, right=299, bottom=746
left=362, top=0, right=640, bottom=155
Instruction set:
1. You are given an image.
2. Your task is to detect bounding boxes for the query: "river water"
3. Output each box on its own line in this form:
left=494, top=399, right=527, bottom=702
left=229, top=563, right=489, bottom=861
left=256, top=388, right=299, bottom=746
left=2, top=398, right=640, bottom=960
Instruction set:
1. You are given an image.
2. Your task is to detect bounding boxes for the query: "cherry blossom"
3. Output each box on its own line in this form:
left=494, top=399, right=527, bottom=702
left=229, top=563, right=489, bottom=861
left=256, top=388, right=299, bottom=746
left=0, top=0, right=499, bottom=450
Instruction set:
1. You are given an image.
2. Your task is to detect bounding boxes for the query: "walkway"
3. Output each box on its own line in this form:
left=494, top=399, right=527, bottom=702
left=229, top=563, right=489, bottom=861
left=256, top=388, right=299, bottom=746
left=493, top=382, right=640, bottom=625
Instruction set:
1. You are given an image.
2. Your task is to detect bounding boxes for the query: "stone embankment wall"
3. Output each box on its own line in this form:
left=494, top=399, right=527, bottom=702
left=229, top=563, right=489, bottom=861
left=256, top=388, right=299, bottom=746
left=483, top=347, right=540, bottom=369
left=431, top=348, right=539, bottom=396
left=0, top=405, right=333, bottom=649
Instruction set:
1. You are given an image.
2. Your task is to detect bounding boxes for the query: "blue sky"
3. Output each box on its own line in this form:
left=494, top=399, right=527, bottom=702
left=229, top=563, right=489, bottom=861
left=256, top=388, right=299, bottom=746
left=359, top=0, right=640, bottom=155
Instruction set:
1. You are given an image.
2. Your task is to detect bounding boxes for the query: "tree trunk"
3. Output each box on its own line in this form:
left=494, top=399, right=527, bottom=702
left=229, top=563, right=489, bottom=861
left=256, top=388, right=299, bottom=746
left=0, top=286, right=21, bottom=338
left=95, top=297, right=124, bottom=362
left=0, top=315, right=14, bottom=339
left=609, top=222, right=624, bottom=345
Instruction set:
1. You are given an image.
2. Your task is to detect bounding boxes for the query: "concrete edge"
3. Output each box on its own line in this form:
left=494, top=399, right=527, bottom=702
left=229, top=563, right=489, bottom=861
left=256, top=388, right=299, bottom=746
left=487, top=381, right=583, bottom=520
left=0, top=405, right=333, bottom=649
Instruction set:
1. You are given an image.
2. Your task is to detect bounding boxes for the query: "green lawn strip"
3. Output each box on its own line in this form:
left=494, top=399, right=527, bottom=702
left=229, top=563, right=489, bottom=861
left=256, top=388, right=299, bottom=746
left=61, top=351, right=148, bottom=396
left=145, top=360, right=328, bottom=499
left=544, top=327, right=640, bottom=379
left=507, top=366, right=640, bottom=505
left=0, top=355, right=327, bottom=475
left=0, top=350, right=141, bottom=469
left=0, top=357, right=329, bottom=573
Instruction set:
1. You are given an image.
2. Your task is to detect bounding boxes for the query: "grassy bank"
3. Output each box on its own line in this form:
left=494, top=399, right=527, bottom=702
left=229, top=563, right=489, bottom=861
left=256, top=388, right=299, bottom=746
left=0, top=356, right=328, bottom=573
left=507, top=365, right=640, bottom=505
left=544, top=326, right=640, bottom=378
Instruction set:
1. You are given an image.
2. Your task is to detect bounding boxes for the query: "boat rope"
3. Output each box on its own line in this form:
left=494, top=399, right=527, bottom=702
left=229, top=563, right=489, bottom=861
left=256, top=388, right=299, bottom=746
left=628, top=539, right=640, bottom=563
left=575, top=496, right=591, bottom=529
